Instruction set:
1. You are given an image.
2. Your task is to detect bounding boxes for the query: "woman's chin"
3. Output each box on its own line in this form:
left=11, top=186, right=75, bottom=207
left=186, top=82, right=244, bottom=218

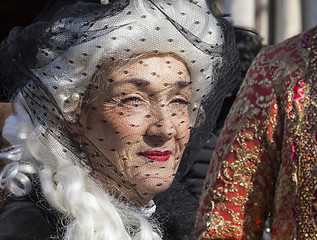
left=135, top=177, right=174, bottom=200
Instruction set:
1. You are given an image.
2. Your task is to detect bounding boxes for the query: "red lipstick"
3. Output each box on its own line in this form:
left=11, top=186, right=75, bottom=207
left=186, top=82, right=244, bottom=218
left=139, top=150, right=171, bottom=162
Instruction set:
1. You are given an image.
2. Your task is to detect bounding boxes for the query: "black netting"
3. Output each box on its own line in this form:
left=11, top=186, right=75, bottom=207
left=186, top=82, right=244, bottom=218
left=0, top=0, right=240, bottom=205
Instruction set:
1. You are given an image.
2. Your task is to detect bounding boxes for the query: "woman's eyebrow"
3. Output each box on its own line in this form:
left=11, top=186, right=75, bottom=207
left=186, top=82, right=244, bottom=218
left=114, top=78, right=151, bottom=87
left=112, top=79, right=191, bottom=89
left=175, top=80, right=192, bottom=89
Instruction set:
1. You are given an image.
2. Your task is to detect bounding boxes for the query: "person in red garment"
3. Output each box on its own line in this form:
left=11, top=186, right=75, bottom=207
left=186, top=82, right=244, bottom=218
left=195, top=25, right=317, bottom=239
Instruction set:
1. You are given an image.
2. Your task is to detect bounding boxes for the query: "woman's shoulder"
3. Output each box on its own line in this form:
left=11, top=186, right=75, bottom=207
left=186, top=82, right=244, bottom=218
left=244, top=27, right=316, bottom=97
left=0, top=200, right=57, bottom=240
left=259, top=26, right=316, bottom=68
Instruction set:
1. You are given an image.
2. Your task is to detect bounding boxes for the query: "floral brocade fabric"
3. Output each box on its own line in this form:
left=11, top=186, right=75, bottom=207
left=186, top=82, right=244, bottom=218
left=195, top=26, right=317, bottom=239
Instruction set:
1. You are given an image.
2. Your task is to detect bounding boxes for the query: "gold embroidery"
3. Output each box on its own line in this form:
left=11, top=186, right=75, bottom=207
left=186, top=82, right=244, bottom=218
left=296, top=28, right=317, bottom=240
left=195, top=27, right=317, bottom=239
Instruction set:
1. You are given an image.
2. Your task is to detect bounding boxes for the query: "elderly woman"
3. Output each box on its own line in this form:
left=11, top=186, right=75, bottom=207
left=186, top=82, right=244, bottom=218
left=0, top=0, right=239, bottom=239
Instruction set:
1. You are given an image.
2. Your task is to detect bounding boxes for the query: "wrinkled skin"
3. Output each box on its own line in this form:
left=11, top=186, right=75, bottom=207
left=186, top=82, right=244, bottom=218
left=79, top=54, right=192, bottom=203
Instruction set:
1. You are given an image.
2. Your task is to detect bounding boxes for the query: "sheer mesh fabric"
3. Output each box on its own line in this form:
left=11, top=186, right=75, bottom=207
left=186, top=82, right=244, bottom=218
left=0, top=0, right=239, bottom=206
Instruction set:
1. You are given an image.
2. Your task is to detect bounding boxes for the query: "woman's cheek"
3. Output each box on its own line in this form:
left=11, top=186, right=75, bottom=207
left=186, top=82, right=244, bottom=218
left=176, top=113, right=190, bottom=147
left=106, top=110, right=149, bottom=139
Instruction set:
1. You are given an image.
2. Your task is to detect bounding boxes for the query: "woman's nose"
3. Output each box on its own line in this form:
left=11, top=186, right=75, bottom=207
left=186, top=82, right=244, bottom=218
left=145, top=109, right=177, bottom=144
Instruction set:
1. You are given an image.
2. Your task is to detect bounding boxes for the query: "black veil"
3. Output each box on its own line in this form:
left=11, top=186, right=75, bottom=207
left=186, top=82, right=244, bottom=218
left=0, top=0, right=240, bottom=205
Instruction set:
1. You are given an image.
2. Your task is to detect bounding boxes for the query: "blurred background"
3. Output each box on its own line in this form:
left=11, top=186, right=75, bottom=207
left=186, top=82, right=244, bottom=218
left=215, top=0, right=317, bottom=44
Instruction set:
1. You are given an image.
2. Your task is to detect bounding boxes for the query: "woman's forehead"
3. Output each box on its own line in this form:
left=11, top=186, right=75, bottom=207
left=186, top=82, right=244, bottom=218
left=114, top=55, right=188, bottom=75
left=102, top=55, right=191, bottom=89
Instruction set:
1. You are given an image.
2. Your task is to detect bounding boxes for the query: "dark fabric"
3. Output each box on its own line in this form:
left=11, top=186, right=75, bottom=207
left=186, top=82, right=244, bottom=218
left=181, top=133, right=219, bottom=199
left=0, top=201, right=56, bottom=240
left=182, top=27, right=264, bottom=200
left=154, top=182, right=198, bottom=240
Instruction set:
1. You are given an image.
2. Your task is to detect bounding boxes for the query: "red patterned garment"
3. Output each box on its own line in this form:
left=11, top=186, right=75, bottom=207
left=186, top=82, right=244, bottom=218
left=195, top=26, right=317, bottom=240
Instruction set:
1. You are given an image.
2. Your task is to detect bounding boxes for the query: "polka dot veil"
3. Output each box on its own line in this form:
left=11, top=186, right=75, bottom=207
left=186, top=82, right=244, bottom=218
left=0, top=0, right=240, bottom=205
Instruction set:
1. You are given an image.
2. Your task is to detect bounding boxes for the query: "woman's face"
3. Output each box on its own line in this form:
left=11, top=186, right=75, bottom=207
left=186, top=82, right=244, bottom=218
left=80, top=54, right=191, bottom=203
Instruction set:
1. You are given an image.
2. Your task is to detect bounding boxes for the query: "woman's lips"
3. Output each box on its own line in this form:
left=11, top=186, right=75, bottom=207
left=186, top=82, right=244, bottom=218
left=139, top=150, right=171, bottom=162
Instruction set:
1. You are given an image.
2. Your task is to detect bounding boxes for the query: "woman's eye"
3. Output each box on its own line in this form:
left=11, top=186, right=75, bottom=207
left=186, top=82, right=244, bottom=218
left=171, top=98, right=189, bottom=105
left=121, top=96, right=142, bottom=104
